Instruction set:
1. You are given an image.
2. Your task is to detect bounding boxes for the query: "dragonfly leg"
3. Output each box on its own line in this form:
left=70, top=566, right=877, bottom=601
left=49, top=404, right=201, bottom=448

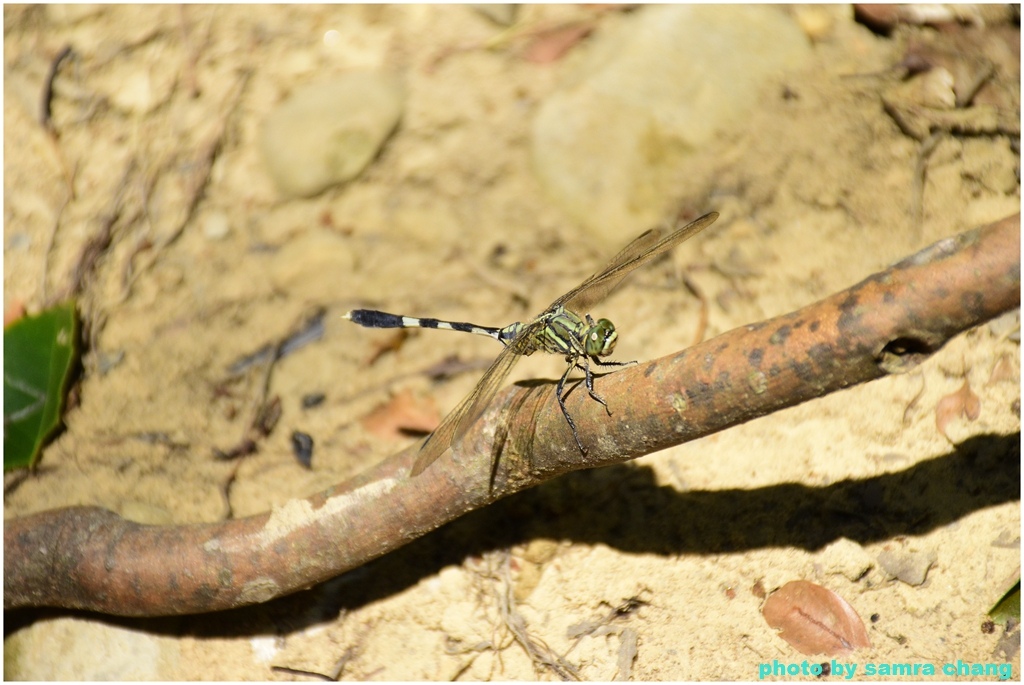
left=557, top=360, right=587, bottom=453
left=592, top=356, right=635, bottom=368
left=577, top=355, right=612, bottom=416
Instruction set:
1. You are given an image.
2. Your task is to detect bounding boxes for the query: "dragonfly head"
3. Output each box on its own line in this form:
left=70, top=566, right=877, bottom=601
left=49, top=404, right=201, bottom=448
left=586, top=318, right=618, bottom=357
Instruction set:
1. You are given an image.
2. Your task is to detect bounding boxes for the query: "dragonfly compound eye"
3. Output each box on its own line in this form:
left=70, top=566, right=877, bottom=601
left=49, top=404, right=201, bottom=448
left=589, top=318, right=618, bottom=356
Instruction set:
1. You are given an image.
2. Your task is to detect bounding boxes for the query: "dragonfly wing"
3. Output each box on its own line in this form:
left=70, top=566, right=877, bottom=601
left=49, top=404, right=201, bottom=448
left=409, top=212, right=718, bottom=476
left=410, top=327, right=536, bottom=475
left=555, top=212, right=718, bottom=315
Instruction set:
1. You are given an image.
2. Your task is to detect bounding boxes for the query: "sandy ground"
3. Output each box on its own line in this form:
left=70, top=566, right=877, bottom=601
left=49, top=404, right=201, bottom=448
left=4, top=5, right=1020, bottom=681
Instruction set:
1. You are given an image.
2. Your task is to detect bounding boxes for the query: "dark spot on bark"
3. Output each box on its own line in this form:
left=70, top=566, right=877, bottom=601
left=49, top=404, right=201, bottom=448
left=960, top=290, right=983, bottom=314
left=770, top=325, right=791, bottom=345
left=790, top=359, right=816, bottom=383
left=807, top=343, right=834, bottom=370
left=748, top=348, right=764, bottom=367
left=837, top=292, right=862, bottom=333
left=192, top=584, right=220, bottom=604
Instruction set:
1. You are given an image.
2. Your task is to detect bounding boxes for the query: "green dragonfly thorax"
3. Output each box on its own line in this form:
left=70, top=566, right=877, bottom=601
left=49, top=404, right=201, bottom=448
left=585, top=318, right=617, bottom=357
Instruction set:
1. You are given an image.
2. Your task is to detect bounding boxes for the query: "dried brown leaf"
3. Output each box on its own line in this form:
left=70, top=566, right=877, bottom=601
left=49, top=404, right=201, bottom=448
left=855, top=3, right=992, bottom=30
left=254, top=396, right=282, bottom=437
left=360, top=388, right=440, bottom=440
left=935, top=378, right=981, bottom=439
left=365, top=329, right=410, bottom=365
left=988, top=353, right=1017, bottom=385
left=853, top=4, right=901, bottom=33
left=521, top=22, right=593, bottom=64
left=4, top=299, right=26, bottom=326
left=762, top=580, right=871, bottom=656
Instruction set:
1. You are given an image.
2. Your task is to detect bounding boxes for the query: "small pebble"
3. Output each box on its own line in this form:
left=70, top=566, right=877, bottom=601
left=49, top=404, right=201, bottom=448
left=260, top=71, right=404, bottom=198
left=291, top=430, right=314, bottom=469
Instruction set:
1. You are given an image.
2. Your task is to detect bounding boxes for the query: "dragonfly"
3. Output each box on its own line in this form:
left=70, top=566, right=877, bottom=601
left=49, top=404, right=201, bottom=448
left=344, top=211, right=719, bottom=476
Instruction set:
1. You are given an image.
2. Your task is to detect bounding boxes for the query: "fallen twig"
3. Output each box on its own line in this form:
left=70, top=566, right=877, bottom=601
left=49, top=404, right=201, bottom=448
left=910, top=130, right=943, bottom=228
left=4, top=213, right=1019, bottom=616
left=40, top=44, right=73, bottom=132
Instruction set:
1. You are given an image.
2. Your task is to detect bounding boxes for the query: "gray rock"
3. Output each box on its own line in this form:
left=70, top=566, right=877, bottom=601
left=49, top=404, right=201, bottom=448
left=4, top=616, right=179, bottom=679
left=260, top=71, right=404, bottom=198
left=878, top=547, right=938, bottom=586
left=532, top=5, right=812, bottom=243
left=471, top=4, right=517, bottom=27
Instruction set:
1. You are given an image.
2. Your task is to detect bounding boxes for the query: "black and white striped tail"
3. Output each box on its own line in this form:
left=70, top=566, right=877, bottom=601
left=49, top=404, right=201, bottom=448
left=344, top=309, right=503, bottom=342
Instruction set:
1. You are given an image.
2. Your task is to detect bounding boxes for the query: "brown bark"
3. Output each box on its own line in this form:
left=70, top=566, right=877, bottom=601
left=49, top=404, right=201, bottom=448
left=5, top=213, right=1019, bottom=616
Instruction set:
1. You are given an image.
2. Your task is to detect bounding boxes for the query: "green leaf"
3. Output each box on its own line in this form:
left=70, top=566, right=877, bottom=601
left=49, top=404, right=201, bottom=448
left=4, top=301, right=79, bottom=470
left=990, top=578, right=1021, bottom=625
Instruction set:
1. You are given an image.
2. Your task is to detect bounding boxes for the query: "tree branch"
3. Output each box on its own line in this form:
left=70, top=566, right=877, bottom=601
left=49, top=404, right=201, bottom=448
left=5, top=213, right=1019, bottom=616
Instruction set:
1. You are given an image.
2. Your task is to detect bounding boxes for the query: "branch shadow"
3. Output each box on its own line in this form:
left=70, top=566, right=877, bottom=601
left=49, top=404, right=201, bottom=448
left=7, top=432, right=1018, bottom=650
left=271, top=430, right=1019, bottom=632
